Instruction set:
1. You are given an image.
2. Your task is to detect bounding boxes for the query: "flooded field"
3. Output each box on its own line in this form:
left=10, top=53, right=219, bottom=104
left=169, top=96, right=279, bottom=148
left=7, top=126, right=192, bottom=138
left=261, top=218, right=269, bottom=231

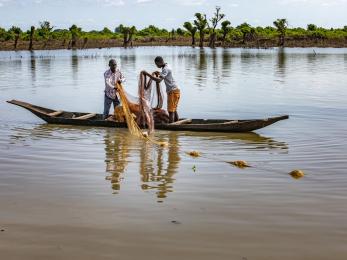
left=0, top=47, right=346, bottom=259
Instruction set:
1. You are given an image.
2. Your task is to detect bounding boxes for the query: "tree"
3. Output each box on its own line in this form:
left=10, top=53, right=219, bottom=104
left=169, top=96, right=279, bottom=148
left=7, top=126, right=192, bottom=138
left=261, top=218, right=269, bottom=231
left=194, top=13, right=208, bottom=48
left=183, top=21, right=197, bottom=46
left=176, top=28, right=185, bottom=36
left=9, top=26, right=22, bottom=49
left=102, top=27, right=112, bottom=34
left=170, top=29, right=175, bottom=40
left=237, top=23, right=255, bottom=43
left=118, top=24, right=136, bottom=47
left=137, top=25, right=166, bottom=37
left=38, top=21, right=54, bottom=47
left=69, top=24, right=82, bottom=49
left=29, top=26, right=35, bottom=50
left=221, top=20, right=232, bottom=45
left=307, top=24, right=317, bottom=31
left=273, top=18, right=288, bottom=46
left=0, top=27, right=7, bottom=41
left=208, top=6, right=225, bottom=48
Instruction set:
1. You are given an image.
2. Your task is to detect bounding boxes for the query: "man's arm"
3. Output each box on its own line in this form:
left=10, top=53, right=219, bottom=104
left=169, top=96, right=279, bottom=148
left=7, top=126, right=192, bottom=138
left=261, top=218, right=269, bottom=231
left=118, top=71, right=126, bottom=84
left=142, top=70, right=163, bottom=83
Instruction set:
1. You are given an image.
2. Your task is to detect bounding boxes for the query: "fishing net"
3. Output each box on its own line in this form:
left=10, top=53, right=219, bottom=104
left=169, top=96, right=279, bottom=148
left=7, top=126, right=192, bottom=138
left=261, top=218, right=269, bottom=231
left=115, top=71, right=169, bottom=141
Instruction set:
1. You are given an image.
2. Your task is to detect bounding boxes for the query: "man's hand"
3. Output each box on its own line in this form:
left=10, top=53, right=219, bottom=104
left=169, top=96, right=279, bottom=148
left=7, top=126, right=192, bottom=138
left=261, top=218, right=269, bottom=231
left=114, top=83, right=120, bottom=91
left=153, top=71, right=160, bottom=77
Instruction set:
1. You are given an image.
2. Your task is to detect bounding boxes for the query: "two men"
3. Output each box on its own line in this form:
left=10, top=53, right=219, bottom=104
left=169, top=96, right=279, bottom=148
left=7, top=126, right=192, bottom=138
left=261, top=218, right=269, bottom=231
left=103, top=57, right=180, bottom=123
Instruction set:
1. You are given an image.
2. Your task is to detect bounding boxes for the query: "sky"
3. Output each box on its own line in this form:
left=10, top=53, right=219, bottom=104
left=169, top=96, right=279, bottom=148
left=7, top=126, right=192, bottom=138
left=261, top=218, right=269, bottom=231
left=0, top=0, right=346, bottom=30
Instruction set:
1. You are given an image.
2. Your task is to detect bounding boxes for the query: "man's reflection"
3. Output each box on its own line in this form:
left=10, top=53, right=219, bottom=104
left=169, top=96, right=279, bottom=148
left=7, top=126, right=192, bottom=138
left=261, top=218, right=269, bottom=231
left=104, top=131, right=181, bottom=202
left=140, top=132, right=180, bottom=202
left=104, top=131, right=131, bottom=193
left=103, top=130, right=287, bottom=201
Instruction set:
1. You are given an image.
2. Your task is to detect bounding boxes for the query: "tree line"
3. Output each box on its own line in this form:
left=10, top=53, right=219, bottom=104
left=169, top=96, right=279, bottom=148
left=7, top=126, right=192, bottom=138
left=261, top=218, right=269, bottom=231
left=1, top=6, right=347, bottom=50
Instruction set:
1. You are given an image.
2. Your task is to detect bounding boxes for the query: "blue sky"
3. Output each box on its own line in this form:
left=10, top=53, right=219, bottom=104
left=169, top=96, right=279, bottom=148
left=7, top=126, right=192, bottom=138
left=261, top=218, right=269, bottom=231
left=0, top=0, right=346, bottom=30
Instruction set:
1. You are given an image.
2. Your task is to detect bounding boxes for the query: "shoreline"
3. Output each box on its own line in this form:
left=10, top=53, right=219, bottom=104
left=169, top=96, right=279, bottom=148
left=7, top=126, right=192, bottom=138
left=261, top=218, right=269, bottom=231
left=1, top=37, right=347, bottom=51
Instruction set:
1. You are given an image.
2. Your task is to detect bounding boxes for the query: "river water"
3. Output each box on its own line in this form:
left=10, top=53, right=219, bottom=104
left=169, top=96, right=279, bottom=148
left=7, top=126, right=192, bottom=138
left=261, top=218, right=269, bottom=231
left=0, top=47, right=346, bottom=260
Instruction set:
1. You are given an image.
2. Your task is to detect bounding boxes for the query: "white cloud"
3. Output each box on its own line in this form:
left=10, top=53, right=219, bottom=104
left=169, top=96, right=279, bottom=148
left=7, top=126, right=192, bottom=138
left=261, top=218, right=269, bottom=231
left=0, top=0, right=12, bottom=7
left=176, top=0, right=207, bottom=6
left=137, top=0, right=153, bottom=3
left=97, top=0, right=124, bottom=6
left=280, top=0, right=347, bottom=5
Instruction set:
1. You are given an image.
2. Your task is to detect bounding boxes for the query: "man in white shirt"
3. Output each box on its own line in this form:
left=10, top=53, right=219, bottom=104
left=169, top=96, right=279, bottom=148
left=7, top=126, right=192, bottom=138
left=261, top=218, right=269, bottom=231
left=103, top=59, right=125, bottom=119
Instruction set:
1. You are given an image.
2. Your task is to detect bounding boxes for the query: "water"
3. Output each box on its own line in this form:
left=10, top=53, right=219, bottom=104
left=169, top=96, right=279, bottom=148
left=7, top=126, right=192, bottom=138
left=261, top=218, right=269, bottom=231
left=0, top=47, right=346, bottom=260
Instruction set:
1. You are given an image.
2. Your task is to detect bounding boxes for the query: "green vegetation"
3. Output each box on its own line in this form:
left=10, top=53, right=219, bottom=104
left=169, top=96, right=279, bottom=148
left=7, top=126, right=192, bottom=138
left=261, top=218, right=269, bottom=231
left=207, top=6, right=225, bottom=48
left=183, top=22, right=197, bottom=46
left=273, top=19, right=288, bottom=46
left=117, top=24, right=136, bottom=47
left=194, top=13, right=208, bottom=48
left=0, top=7, right=346, bottom=50
left=8, top=26, right=22, bottom=49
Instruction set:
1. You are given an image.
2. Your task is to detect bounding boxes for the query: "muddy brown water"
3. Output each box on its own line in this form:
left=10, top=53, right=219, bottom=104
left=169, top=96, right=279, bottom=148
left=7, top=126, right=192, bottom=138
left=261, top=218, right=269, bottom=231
left=0, top=47, right=346, bottom=260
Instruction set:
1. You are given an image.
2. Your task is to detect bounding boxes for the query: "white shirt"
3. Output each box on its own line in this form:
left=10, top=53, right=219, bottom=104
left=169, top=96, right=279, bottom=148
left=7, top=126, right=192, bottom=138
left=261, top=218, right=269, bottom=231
left=104, top=68, right=125, bottom=100
left=160, top=64, right=178, bottom=93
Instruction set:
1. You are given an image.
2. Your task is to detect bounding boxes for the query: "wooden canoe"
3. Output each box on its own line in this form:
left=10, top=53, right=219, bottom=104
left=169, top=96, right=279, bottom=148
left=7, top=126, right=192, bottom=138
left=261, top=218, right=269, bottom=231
left=7, top=100, right=289, bottom=133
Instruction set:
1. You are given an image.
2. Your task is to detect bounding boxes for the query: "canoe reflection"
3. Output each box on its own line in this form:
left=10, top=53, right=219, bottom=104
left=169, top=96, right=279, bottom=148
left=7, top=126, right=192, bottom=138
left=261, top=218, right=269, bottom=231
left=8, top=124, right=288, bottom=203
left=103, top=130, right=288, bottom=202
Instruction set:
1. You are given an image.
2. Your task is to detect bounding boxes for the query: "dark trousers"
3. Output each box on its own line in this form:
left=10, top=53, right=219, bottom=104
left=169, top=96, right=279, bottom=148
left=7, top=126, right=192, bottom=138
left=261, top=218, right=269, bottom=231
left=103, top=94, right=120, bottom=118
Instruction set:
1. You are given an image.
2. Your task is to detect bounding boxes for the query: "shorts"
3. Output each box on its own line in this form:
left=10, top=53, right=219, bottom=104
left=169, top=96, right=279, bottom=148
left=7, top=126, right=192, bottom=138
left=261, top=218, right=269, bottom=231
left=167, top=89, right=180, bottom=113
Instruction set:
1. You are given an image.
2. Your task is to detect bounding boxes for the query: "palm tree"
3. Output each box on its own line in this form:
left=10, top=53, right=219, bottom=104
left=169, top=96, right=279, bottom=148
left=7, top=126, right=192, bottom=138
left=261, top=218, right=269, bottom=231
left=221, top=20, right=232, bottom=46
left=38, top=21, right=54, bottom=47
left=118, top=25, right=136, bottom=47
left=183, top=22, right=197, bottom=46
left=69, top=24, right=82, bottom=49
left=194, top=13, right=208, bottom=48
left=128, top=26, right=136, bottom=47
left=29, top=26, right=35, bottom=50
left=9, top=26, right=22, bottom=49
left=273, top=18, right=288, bottom=47
left=208, top=6, right=225, bottom=48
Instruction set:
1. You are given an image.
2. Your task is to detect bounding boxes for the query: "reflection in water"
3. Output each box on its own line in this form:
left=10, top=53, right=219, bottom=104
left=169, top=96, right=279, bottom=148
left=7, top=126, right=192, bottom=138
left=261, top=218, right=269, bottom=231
left=306, top=51, right=319, bottom=74
left=276, top=48, right=287, bottom=78
left=120, top=54, right=136, bottom=73
left=30, top=51, right=36, bottom=85
left=182, top=132, right=288, bottom=152
left=71, top=50, right=79, bottom=83
left=8, top=124, right=288, bottom=202
left=104, top=131, right=132, bottom=193
left=240, top=50, right=253, bottom=71
left=38, top=57, right=52, bottom=75
left=211, top=49, right=222, bottom=88
left=195, top=49, right=207, bottom=88
left=103, top=130, right=181, bottom=202
left=140, top=132, right=180, bottom=202
left=102, top=129, right=287, bottom=202
left=221, top=48, right=232, bottom=79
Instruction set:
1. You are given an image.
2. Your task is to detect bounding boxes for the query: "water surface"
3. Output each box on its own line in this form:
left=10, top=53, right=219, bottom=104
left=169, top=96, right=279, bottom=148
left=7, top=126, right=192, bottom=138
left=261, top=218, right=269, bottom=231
left=0, top=47, right=346, bottom=260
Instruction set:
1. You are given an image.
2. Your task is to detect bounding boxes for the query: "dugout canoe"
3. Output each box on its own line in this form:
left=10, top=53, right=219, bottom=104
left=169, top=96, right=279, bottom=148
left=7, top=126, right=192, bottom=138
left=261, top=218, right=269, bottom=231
left=7, top=100, right=289, bottom=133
